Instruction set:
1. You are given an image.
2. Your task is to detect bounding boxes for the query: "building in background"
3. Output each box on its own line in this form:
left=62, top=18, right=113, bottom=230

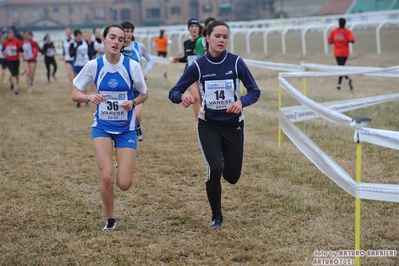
left=0, top=0, right=277, bottom=30
left=2, top=0, right=397, bottom=30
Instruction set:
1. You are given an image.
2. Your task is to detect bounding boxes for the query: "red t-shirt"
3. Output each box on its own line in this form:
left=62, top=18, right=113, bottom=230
left=2, top=37, right=22, bottom=61
left=328, top=28, right=355, bottom=57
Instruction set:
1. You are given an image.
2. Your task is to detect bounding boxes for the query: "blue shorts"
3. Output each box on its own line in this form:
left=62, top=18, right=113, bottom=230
left=92, top=127, right=137, bottom=149
left=73, top=65, right=83, bottom=74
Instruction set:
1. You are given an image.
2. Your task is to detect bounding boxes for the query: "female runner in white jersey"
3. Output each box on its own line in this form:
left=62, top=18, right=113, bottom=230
left=62, top=27, right=75, bottom=90
left=169, top=20, right=261, bottom=228
left=71, top=24, right=148, bottom=231
left=21, top=30, right=39, bottom=92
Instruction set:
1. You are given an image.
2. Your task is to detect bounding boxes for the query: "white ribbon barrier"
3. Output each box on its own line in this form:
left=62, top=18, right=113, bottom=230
left=243, top=59, right=303, bottom=72
left=279, top=76, right=399, bottom=148
left=301, top=63, right=399, bottom=78
left=278, top=73, right=399, bottom=202
left=150, top=56, right=399, bottom=79
left=279, top=111, right=399, bottom=202
left=354, top=127, right=399, bottom=151
left=282, top=94, right=399, bottom=123
left=279, top=76, right=353, bottom=126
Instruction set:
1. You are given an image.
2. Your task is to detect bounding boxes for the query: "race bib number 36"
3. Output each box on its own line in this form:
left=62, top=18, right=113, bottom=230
left=99, top=91, right=128, bottom=121
left=205, top=79, right=235, bottom=110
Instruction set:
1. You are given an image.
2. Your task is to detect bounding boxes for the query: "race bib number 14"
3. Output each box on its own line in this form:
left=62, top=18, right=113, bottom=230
left=205, top=79, right=235, bottom=110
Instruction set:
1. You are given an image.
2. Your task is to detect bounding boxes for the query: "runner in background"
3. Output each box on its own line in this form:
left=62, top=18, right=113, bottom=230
left=172, top=18, right=202, bottom=121
left=83, top=30, right=94, bottom=60
left=196, top=17, right=216, bottom=56
left=88, top=27, right=105, bottom=95
left=91, top=27, right=105, bottom=59
left=328, top=17, right=355, bottom=91
left=0, top=34, right=8, bottom=85
left=41, top=34, right=58, bottom=83
left=62, top=27, right=75, bottom=91
left=69, top=29, right=90, bottom=108
left=153, top=29, right=172, bottom=78
left=22, top=30, right=40, bottom=92
left=120, top=21, right=154, bottom=142
left=2, top=28, right=22, bottom=94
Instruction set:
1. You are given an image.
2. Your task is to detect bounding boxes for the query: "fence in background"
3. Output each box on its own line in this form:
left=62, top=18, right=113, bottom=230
left=29, top=10, right=399, bottom=57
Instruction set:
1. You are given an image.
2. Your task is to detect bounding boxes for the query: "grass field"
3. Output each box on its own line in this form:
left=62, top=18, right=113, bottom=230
left=0, top=30, right=398, bottom=265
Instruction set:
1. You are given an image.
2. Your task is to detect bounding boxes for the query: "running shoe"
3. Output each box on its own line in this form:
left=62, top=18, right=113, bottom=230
left=102, top=218, right=116, bottom=231
left=210, top=216, right=223, bottom=228
left=136, top=124, right=144, bottom=141
left=336, top=84, right=341, bottom=90
left=76, top=103, right=81, bottom=108
left=348, top=79, right=353, bottom=90
left=14, top=88, right=19, bottom=95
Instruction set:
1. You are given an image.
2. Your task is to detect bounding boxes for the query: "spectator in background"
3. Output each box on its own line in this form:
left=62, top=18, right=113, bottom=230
left=41, top=34, right=58, bottom=83
left=2, top=28, right=22, bottom=94
left=328, top=18, right=355, bottom=90
left=153, top=29, right=172, bottom=78
left=22, top=30, right=40, bottom=92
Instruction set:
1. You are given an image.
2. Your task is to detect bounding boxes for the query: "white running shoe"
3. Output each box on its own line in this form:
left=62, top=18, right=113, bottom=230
left=102, top=218, right=116, bottom=231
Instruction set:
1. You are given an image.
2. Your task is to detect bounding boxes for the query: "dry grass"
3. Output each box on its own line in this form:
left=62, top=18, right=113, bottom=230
left=0, top=28, right=398, bottom=265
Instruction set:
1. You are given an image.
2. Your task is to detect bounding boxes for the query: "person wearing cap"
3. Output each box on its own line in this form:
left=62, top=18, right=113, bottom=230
left=1, top=28, right=22, bottom=94
left=172, top=18, right=202, bottom=121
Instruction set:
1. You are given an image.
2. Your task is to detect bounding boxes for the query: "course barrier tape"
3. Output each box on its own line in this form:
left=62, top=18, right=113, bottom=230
left=152, top=55, right=399, bottom=79
left=279, top=111, right=399, bottom=202
left=279, top=76, right=353, bottom=126
left=354, top=127, right=399, bottom=151
left=243, top=59, right=303, bottom=72
left=279, top=76, right=399, bottom=149
left=301, top=63, right=399, bottom=78
left=282, top=94, right=399, bottom=123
